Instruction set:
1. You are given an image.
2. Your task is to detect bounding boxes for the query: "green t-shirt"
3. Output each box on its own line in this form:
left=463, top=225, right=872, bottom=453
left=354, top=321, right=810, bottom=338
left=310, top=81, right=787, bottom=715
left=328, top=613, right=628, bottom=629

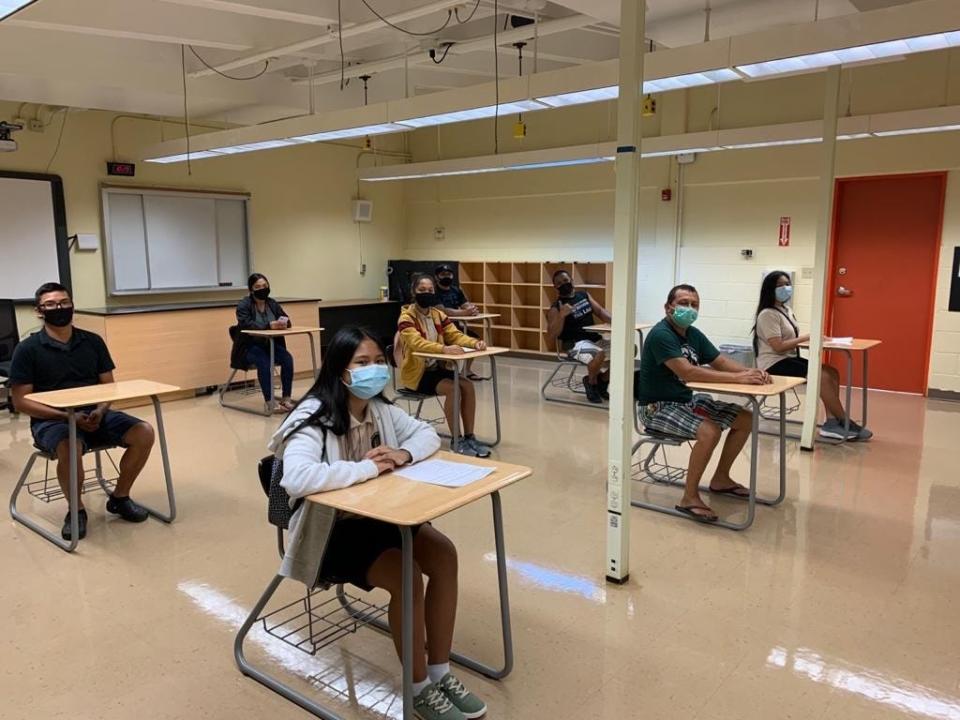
left=635, top=318, right=720, bottom=404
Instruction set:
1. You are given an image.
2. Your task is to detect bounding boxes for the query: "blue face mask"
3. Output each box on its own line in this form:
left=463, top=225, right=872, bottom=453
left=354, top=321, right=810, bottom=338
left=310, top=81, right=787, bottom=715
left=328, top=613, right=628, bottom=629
left=775, top=285, right=793, bottom=304
left=672, top=305, right=698, bottom=328
left=344, top=364, right=390, bottom=399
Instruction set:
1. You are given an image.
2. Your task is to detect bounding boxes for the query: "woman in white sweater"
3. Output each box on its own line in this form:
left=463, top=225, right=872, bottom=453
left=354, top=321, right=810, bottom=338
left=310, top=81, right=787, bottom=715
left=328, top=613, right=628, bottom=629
left=268, top=326, right=485, bottom=720
left=752, top=270, right=871, bottom=441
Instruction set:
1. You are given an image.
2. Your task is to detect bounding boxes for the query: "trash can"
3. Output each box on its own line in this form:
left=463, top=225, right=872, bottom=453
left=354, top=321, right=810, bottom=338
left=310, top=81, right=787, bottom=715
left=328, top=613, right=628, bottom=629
left=718, top=343, right=756, bottom=368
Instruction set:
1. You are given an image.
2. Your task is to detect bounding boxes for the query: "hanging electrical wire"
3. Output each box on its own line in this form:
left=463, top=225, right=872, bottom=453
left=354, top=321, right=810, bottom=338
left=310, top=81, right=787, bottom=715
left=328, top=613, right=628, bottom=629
left=430, top=43, right=454, bottom=64
left=338, top=0, right=347, bottom=90
left=359, top=0, right=454, bottom=36
left=188, top=45, right=270, bottom=80
left=493, top=0, right=499, bottom=154
left=181, top=44, right=193, bottom=175
left=44, top=108, right=69, bottom=173
left=454, top=0, right=482, bottom=24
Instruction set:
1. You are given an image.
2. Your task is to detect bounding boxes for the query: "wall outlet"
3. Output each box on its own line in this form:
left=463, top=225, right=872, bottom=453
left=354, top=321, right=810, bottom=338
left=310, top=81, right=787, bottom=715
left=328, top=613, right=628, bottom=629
left=801, top=266, right=814, bottom=280
left=741, top=248, right=754, bottom=259
left=359, top=263, right=367, bottom=276
left=434, top=226, right=446, bottom=241
left=27, top=119, right=44, bottom=132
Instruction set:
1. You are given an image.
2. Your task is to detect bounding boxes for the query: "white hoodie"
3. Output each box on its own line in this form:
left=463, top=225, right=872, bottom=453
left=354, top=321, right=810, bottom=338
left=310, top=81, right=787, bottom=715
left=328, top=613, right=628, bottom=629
left=268, top=396, right=441, bottom=586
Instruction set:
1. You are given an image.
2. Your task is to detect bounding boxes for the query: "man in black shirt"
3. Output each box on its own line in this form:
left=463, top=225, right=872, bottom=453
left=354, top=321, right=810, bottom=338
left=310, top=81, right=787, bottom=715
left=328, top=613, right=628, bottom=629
left=545, top=270, right=612, bottom=403
left=9, top=283, right=156, bottom=541
left=435, top=264, right=484, bottom=381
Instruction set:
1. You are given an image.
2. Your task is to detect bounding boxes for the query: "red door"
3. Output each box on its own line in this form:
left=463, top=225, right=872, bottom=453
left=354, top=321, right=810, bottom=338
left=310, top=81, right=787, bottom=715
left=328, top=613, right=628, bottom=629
left=828, top=173, right=945, bottom=394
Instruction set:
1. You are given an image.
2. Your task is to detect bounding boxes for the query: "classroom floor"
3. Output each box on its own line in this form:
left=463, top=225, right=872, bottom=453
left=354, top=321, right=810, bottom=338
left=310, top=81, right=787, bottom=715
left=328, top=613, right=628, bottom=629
left=1, top=357, right=958, bottom=720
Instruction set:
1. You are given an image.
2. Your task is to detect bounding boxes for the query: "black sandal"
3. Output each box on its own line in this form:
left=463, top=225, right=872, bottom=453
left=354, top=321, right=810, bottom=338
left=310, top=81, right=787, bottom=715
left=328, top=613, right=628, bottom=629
left=675, top=504, right=719, bottom=522
left=709, top=483, right=751, bottom=498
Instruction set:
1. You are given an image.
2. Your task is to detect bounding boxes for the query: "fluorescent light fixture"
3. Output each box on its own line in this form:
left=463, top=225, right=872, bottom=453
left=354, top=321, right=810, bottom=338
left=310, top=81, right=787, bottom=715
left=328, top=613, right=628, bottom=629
left=0, top=0, right=38, bottom=21
left=209, top=139, right=305, bottom=154
left=737, top=31, right=960, bottom=78
left=293, top=122, right=407, bottom=142
left=643, top=68, right=741, bottom=93
left=873, top=123, right=960, bottom=136
left=362, top=156, right=614, bottom=182
left=642, top=147, right=722, bottom=158
left=723, top=137, right=822, bottom=149
left=144, top=151, right=224, bottom=163
left=395, top=101, right=546, bottom=128
left=536, top=85, right=619, bottom=108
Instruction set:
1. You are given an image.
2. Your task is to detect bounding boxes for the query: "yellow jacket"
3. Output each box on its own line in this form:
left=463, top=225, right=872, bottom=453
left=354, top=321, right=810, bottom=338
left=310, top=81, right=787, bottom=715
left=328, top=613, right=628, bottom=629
left=397, top=304, right=479, bottom=390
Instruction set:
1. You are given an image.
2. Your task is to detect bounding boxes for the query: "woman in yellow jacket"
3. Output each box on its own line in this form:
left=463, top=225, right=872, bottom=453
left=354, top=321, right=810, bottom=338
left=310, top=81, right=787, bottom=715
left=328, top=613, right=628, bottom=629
left=398, top=274, right=490, bottom=458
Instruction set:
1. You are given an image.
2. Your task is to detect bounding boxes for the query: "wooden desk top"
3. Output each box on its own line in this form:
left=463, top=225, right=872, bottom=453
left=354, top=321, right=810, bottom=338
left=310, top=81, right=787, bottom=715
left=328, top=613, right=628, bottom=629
left=242, top=326, right=324, bottom=337
left=413, top=346, right=511, bottom=361
left=319, top=298, right=397, bottom=308
left=25, top=380, right=182, bottom=408
left=801, top=338, right=883, bottom=351
left=461, top=313, right=501, bottom=321
left=584, top=322, right=654, bottom=333
left=307, top=451, right=532, bottom=525
left=688, top=375, right=806, bottom=397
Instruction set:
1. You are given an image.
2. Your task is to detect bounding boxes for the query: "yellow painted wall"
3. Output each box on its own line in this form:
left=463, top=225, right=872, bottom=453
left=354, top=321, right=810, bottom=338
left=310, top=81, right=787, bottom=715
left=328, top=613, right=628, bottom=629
left=0, top=101, right=406, bottom=338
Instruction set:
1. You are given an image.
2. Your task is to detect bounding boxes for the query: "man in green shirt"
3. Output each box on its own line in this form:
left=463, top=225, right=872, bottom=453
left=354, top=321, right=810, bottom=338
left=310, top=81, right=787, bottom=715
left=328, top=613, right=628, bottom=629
left=635, top=284, right=771, bottom=522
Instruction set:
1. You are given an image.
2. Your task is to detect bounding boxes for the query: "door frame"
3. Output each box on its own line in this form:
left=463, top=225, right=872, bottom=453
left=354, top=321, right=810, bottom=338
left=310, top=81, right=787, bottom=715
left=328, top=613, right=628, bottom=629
left=826, top=171, right=947, bottom=396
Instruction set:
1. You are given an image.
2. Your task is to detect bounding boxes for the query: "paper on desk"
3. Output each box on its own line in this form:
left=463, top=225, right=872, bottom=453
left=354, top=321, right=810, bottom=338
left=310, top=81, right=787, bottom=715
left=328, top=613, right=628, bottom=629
left=825, top=336, right=854, bottom=345
left=394, top=459, right=495, bottom=487
left=459, top=347, right=477, bottom=353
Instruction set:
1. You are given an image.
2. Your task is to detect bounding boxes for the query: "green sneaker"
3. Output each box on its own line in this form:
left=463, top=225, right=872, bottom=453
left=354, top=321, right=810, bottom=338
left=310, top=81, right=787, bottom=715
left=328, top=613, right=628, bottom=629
left=414, top=683, right=466, bottom=720
left=436, top=673, right=487, bottom=719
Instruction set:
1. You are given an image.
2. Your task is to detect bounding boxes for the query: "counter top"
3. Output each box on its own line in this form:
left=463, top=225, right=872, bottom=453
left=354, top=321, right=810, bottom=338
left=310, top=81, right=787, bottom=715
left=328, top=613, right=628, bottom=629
left=76, top=298, right=322, bottom=316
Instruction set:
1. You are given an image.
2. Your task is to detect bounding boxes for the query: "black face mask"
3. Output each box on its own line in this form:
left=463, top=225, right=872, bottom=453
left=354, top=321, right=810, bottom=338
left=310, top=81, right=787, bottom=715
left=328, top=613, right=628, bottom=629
left=253, top=288, right=270, bottom=301
left=557, top=282, right=574, bottom=297
left=437, top=276, right=453, bottom=288
left=42, top=307, right=74, bottom=328
left=415, top=292, right=440, bottom=308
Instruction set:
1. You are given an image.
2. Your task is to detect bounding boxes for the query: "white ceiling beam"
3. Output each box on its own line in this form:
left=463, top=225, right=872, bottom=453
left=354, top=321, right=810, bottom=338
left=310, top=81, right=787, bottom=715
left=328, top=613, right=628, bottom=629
left=4, top=18, right=251, bottom=50
left=154, top=0, right=337, bottom=26
left=189, top=0, right=465, bottom=78
left=291, top=14, right=598, bottom=85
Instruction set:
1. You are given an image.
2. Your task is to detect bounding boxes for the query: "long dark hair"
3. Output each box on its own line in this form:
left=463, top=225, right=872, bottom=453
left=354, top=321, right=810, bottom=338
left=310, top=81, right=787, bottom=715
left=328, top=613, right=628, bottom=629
left=752, top=270, right=791, bottom=354
left=247, top=272, right=269, bottom=292
left=292, top=325, right=391, bottom=436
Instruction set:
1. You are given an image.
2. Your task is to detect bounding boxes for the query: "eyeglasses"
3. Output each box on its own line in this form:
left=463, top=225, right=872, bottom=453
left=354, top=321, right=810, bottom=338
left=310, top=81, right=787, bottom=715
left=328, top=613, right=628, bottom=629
left=39, top=300, right=74, bottom=310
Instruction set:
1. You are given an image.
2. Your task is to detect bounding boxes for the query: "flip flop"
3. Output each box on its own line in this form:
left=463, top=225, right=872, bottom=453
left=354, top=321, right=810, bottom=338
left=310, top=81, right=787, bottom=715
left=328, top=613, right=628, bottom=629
left=465, top=373, right=486, bottom=382
left=675, top=505, right=719, bottom=522
left=709, top=483, right=751, bottom=498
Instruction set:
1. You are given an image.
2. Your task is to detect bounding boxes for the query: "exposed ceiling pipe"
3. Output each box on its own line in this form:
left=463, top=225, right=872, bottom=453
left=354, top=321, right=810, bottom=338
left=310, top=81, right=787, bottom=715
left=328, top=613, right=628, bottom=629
left=704, top=0, right=711, bottom=42
left=189, top=0, right=465, bottom=78
left=290, top=14, right=597, bottom=86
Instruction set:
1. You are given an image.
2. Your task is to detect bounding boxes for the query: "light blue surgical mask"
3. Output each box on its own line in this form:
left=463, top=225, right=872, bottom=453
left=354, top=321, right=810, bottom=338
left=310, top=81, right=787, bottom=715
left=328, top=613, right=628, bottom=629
left=344, top=364, right=390, bottom=399
left=775, top=285, right=793, bottom=304
left=672, top=305, right=698, bottom=328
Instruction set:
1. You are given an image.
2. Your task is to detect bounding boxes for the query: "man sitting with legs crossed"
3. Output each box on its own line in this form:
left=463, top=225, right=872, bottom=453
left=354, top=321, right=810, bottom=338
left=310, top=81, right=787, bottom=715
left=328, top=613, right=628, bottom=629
left=635, top=284, right=771, bottom=522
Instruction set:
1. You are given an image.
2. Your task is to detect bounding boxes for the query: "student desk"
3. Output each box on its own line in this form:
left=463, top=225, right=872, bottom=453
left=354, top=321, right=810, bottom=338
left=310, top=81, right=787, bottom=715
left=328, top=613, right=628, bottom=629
left=236, top=326, right=323, bottom=414
left=10, top=379, right=180, bottom=552
left=801, top=338, right=882, bottom=438
left=234, top=451, right=532, bottom=720
left=584, top=321, right=654, bottom=348
left=461, top=313, right=501, bottom=379
left=635, top=376, right=805, bottom=531
left=412, top=346, right=509, bottom=449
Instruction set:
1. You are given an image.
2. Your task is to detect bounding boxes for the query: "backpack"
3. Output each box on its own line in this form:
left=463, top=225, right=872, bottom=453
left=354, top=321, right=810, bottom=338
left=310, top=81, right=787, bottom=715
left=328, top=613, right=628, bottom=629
left=258, top=421, right=327, bottom=530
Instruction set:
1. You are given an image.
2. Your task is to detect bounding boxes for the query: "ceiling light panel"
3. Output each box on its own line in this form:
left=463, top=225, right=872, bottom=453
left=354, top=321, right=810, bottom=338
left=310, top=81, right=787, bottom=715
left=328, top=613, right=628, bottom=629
left=209, top=139, right=305, bottom=154
left=293, top=123, right=407, bottom=142
left=395, top=101, right=546, bottom=128
left=873, top=123, right=960, bottom=136
left=144, top=151, right=224, bottom=163
left=0, top=0, right=36, bottom=20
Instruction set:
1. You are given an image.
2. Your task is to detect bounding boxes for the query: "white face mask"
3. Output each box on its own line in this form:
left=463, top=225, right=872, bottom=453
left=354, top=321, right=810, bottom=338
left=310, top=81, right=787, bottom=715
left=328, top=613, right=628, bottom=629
left=775, top=285, right=793, bottom=304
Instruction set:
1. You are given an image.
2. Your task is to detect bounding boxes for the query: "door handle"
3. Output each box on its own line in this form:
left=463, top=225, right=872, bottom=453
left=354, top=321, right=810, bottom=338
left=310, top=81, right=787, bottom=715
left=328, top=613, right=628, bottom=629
left=837, top=286, right=853, bottom=297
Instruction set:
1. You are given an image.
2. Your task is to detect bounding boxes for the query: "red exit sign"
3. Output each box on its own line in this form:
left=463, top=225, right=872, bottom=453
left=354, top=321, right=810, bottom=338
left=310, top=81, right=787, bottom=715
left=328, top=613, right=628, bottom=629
left=106, top=162, right=136, bottom=177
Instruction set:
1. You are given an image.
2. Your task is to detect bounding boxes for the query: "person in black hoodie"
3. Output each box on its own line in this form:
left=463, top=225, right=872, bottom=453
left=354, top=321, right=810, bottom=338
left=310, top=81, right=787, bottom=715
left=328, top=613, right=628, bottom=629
left=236, top=273, right=295, bottom=413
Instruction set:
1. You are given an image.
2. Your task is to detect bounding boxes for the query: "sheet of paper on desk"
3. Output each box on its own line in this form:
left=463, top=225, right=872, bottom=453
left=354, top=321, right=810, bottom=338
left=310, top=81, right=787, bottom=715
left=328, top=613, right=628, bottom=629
left=459, top=347, right=477, bottom=353
left=826, top=336, right=854, bottom=344
left=394, top=459, right=495, bottom=487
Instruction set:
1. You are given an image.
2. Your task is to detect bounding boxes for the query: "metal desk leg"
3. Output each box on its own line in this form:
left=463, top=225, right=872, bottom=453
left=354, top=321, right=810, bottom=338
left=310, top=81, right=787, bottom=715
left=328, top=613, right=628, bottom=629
left=234, top=574, right=346, bottom=720
left=842, top=349, right=853, bottom=437
left=267, top=337, right=277, bottom=415
left=710, top=396, right=758, bottom=531
left=140, top=395, right=177, bottom=523
left=475, top=356, right=502, bottom=448
left=401, top=525, right=415, bottom=720
left=861, top=350, right=869, bottom=427
left=451, top=362, right=461, bottom=450
left=9, top=408, right=80, bottom=552
left=307, top=331, right=320, bottom=379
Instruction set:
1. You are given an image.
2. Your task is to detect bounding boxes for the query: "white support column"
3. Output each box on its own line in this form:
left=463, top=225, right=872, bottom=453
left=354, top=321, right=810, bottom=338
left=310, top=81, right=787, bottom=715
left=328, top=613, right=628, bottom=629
left=605, top=0, right=646, bottom=584
left=801, top=65, right=842, bottom=450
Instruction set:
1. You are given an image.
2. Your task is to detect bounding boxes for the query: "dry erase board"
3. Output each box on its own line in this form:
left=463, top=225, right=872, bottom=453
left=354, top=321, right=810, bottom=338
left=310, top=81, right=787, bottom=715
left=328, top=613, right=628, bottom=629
left=0, top=171, right=71, bottom=301
left=950, top=247, right=960, bottom=312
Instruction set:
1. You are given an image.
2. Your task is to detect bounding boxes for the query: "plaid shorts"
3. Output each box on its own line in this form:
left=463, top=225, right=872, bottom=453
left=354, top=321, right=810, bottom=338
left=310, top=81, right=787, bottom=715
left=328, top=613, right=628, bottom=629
left=639, top=394, right=742, bottom=440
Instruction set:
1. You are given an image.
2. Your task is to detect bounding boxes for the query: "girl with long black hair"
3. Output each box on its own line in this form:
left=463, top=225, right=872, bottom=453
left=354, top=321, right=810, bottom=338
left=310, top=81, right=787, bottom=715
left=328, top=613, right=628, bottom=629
left=267, top=326, right=486, bottom=720
left=753, top=270, right=871, bottom=441
left=236, top=272, right=295, bottom=413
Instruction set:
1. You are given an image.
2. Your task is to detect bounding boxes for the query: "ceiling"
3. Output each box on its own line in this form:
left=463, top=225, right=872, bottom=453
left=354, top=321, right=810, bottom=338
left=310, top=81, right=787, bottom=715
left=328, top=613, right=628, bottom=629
left=0, top=0, right=928, bottom=125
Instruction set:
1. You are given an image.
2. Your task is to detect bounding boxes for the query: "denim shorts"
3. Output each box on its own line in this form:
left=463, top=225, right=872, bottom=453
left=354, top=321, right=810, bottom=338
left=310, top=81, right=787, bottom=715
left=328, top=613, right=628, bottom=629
left=31, top=410, right=143, bottom=455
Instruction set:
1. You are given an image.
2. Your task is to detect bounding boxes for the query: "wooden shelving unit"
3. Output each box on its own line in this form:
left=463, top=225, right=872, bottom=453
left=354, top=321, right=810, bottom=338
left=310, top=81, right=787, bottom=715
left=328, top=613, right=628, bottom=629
left=457, top=261, right=613, bottom=356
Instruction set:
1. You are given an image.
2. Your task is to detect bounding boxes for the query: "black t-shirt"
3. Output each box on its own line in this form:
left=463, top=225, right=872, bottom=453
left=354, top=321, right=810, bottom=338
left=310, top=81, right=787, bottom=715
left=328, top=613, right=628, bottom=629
left=553, top=291, right=600, bottom=346
left=436, top=285, right=468, bottom=310
left=635, top=318, right=719, bottom=404
left=8, top=328, right=116, bottom=418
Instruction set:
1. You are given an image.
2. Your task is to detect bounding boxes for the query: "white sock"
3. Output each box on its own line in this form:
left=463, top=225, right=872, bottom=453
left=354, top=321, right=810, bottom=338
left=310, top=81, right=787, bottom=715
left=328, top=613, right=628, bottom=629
left=428, top=663, right=451, bottom=683
left=413, top=678, right=432, bottom=696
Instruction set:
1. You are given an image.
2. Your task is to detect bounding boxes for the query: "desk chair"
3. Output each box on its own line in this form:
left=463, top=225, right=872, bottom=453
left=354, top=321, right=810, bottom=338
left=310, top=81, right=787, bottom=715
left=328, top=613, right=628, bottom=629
left=540, top=340, right=594, bottom=408
left=219, top=325, right=280, bottom=416
left=631, top=401, right=694, bottom=516
left=385, top=344, right=444, bottom=428
left=0, top=299, right=19, bottom=412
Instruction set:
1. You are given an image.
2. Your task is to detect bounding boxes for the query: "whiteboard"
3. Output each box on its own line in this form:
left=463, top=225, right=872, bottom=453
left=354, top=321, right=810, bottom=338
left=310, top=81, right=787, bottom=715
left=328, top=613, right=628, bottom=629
left=102, top=187, right=249, bottom=295
left=0, top=175, right=67, bottom=300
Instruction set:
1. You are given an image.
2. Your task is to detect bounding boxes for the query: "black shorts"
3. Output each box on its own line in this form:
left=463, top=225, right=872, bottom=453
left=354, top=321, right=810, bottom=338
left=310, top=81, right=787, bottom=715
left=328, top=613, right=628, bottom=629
left=31, top=410, right=143, bottom=455
left=416, top=367, right=456, bottom=395
left=319, top=518, right=423, bottom=591
left=767, top=356, right=809, bottom=377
